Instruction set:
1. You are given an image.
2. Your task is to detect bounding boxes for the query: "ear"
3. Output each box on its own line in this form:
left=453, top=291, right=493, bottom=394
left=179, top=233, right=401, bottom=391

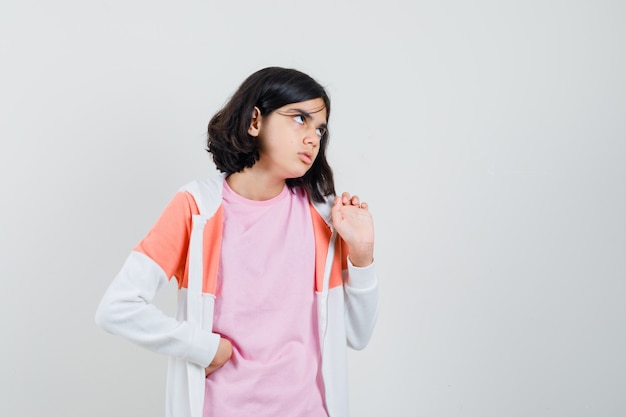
left=247, top=106, right=262, bottom=137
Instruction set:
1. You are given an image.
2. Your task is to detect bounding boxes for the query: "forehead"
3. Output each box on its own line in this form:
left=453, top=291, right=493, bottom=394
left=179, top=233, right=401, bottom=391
left=276, top=98, right=327, bottom=121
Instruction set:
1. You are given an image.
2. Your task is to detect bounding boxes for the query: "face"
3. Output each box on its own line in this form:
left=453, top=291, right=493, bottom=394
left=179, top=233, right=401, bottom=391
left=248, top=98, right=328, bottom=181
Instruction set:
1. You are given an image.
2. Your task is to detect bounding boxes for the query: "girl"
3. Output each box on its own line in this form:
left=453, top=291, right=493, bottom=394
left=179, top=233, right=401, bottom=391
left=96, top=67, right=379, bottom=417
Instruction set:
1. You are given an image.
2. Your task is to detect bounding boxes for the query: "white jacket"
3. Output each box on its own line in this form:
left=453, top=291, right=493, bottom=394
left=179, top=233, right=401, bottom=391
left=95, top=174, right=379, bottom=416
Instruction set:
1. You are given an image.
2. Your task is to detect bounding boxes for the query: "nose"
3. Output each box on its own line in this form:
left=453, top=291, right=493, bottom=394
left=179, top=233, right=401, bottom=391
left=304, top=127, right=320, bottom=147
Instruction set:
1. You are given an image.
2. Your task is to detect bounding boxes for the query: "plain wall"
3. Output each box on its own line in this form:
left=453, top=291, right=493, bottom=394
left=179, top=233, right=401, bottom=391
left=1, top=1, right=624, bottom=416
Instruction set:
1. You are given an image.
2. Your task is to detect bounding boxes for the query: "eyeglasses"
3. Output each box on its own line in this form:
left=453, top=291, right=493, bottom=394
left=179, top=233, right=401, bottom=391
left=275, top=110, right=328, bottom=138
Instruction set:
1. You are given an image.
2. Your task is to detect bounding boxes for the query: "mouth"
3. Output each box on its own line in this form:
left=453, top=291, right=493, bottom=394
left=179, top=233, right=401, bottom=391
left=298, top=152, right=313, bottom=164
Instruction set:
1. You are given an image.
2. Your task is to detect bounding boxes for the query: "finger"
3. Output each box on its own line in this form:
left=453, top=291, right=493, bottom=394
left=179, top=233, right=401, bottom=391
left=350, top=195, right=360, bottom=206
left=341, top=192, right=351, bottom=205
left=332, top=197, right=341, bottom=216
left=334, top=195, right=346, bottom=210
left=360, top=202, right=368, bottom=209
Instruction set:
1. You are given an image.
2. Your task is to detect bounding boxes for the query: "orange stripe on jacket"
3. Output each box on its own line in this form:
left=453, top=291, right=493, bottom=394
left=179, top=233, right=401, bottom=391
left=309, top=205, right=346, bottom=292
left=134, top=192, right=198, bottom=286
left=134, top=191, right=222, bottom=295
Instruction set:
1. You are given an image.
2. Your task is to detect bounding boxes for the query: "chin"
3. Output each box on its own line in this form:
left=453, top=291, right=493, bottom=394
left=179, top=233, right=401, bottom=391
left=285, top=167, right=311, bottom=180
left=296, top=169, right=313, bottom=179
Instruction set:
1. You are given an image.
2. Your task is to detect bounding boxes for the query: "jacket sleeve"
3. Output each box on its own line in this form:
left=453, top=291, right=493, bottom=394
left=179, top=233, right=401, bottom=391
left=343, top=257, right=379, bottom=350
left=95, top=192, right=221, bottom=368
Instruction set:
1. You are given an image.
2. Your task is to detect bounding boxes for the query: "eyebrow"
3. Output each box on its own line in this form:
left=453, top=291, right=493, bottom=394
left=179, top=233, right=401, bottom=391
left=281, top=108, right=328, bottom=128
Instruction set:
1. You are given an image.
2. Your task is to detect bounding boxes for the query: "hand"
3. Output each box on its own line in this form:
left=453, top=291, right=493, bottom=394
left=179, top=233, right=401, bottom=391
left=331, top=192, right=374, bottom=267
left=205, top=337, right=232, bottom=376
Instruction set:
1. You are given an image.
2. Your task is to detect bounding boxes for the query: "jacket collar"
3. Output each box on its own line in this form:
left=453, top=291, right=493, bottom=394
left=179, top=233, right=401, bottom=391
left=311, top=195, right=335, bottom=230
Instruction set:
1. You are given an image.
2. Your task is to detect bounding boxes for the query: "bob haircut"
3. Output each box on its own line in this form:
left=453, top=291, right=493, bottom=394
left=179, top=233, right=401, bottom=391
left=207, top=66, right=335, bottom=203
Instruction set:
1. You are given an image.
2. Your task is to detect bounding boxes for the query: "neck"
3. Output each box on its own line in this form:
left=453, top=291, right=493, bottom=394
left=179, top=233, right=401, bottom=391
left=226, top=169, right=286, bottom=201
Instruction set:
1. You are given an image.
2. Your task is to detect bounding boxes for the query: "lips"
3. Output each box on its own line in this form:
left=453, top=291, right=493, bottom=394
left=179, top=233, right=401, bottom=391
left=298, top=152, right=313, bottom=164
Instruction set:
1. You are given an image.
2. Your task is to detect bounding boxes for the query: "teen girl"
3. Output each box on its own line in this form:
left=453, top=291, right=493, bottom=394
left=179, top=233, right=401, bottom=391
left=96, top=67, right=379, bottom=417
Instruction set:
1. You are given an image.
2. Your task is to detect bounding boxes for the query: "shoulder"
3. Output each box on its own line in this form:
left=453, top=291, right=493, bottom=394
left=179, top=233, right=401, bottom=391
left=178, top=173, right=227, bottom=217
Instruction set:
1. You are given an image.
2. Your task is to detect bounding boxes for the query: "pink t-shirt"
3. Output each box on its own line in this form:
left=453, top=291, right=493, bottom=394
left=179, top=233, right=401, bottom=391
left=203, top=180, right=327, bottom=417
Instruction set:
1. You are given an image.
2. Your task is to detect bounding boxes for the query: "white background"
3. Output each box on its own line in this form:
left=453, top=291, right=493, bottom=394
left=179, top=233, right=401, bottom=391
left=1, top=1, right=625, bottom=416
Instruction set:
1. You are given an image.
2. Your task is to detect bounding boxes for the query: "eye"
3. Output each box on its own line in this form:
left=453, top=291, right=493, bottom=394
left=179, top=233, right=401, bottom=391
left=315, top=127, right=327, bottom=137
left=293, top=115, right=305, bottom=125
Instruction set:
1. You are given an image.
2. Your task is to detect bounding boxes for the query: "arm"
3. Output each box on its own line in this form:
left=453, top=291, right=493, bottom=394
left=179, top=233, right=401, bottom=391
left=343, top=257, right=379, bottom=350
left=95, top=192, right=230, bottom=370
left=331, top=192, right=379, bottom=350
left=95, top=250, right=221, bottom=367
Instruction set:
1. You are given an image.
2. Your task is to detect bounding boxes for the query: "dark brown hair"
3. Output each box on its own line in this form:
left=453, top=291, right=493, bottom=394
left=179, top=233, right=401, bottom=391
left=207, top=67, right=335, bottom=202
